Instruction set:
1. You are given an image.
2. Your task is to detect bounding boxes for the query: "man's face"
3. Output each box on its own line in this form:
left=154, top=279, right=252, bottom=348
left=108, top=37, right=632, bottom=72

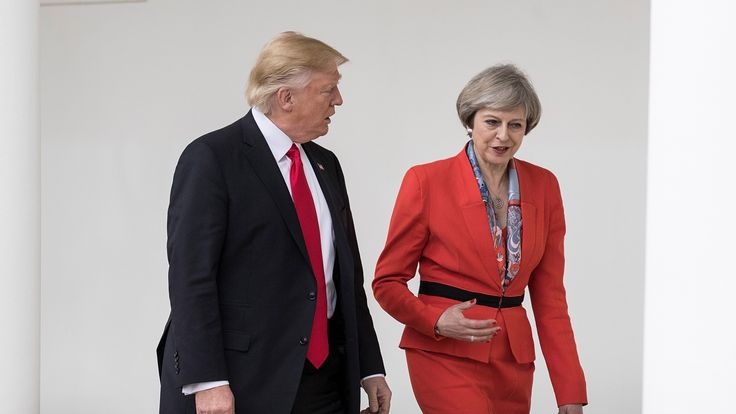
left=288, top=68, right=343, bottom=143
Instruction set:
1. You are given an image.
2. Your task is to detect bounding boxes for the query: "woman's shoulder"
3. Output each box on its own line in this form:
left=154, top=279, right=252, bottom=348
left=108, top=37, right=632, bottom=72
left=406, top=150, right=466, bottom=179
left=514, top=158, right=559, bottom=183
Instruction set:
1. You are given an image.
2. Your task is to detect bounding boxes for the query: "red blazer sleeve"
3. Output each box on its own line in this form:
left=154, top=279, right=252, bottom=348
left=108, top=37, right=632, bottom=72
left=527, top=172, right=588, bottom=406
left=372, top=168, right=446, bottom=338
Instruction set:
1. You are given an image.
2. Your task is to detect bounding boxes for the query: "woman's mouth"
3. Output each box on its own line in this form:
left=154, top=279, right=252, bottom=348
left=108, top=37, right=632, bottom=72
left=492, top=146, right=509, bottom=155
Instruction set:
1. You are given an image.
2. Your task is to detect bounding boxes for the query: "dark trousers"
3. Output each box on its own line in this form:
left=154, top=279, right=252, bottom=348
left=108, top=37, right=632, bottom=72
left=291, top=313, right=348, bottom=414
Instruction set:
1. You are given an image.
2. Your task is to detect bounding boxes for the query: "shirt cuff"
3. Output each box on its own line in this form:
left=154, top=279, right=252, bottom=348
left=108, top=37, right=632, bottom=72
left=182, top=380, right=229, bottom=395
left=360, top=374, right=385, bottom=386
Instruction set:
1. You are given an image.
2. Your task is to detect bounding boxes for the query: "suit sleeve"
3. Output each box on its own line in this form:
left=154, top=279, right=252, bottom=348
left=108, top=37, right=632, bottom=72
left=527, top=172, right=588, bottom=407
left=166, top=141, right=229, bottom=387
left=334, top=157, right=386, bottom=378
left=372, top=168, right=446, bottom=339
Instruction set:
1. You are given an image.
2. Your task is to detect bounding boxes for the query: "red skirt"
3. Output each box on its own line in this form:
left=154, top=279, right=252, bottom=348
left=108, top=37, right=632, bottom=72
left=405, top=312, right=534, bottom=414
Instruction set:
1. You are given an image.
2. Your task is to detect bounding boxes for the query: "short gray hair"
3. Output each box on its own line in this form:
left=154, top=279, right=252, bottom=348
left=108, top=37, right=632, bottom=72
left=456, top=64, right=542, bottom=134
left=246, top=31, right=348, bottom=113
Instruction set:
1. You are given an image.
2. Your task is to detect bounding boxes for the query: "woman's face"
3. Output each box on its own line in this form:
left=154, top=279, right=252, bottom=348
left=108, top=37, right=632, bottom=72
left=469, top=106, right=527, bottom=169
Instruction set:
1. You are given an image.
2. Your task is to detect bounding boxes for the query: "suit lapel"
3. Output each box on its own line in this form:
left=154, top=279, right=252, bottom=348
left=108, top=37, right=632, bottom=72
left=455, top=150, right=543, bottom=289
left=515, top=160, right=540, bottom=276
left=302, top=143, right=346, bottom=215
left=239, top=112, right=310, bottom=263
left=455, top=150, right=504, bottom=290
left=302, top=143, right=352, bottom=286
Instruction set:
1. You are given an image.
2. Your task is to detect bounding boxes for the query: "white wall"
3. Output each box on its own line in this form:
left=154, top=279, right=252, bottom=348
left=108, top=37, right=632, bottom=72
left=644, top=1, right=736, bottom=412
left=40, top=1, right=649, bottom=412
left=1, top=1, right=40, bottom=412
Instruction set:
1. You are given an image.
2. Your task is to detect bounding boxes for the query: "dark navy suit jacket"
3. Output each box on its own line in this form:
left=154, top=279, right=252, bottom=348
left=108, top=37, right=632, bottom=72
left=157, top=111, right=385, bottom=413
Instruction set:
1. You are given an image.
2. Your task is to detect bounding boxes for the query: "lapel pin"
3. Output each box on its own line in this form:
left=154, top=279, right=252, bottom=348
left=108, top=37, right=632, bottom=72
left=317, top=163, right=325, bottom=171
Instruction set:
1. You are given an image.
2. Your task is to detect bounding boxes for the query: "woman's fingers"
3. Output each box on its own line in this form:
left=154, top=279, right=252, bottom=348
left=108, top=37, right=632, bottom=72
left=461, top=318, right=496, bottom=329
left=436, top=300, right=505, bottom=341
left=466, top=326, right=501, bottom=336
left=466, top=329, right=499, bottom=343
left=453, top=299, right=477, bottom=311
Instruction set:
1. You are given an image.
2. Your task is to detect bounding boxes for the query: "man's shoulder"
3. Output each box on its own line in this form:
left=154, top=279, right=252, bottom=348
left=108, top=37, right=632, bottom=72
left=190, top=116, right=245, bottom=150
left=176, top=116, right=249, bottom=165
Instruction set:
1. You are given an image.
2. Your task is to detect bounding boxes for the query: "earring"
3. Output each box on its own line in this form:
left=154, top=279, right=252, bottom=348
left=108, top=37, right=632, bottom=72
left=466, top=127, right=473, bottom=135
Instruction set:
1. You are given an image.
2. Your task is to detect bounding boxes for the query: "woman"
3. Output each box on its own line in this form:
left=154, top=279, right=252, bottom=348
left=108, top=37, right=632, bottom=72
left=372, top=64, right=587, bottom=414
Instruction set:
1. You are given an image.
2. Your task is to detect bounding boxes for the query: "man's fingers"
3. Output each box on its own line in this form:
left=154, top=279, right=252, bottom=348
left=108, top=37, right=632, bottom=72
left=365, top=383, right=379, bottom=413
left=379, top=386, right=392, bottom=414
left=368, top=394, right=379, bottom=413
left=380, top=395, right=391, bottom=414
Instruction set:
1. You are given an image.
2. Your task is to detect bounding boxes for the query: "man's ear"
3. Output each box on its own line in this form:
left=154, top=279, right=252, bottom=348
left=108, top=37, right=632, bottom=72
left=274, top=87, right=294, bottom=112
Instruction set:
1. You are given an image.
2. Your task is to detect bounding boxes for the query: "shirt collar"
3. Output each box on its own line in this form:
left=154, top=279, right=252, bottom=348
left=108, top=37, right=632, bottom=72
left=251, top=107, right=298, bottom=161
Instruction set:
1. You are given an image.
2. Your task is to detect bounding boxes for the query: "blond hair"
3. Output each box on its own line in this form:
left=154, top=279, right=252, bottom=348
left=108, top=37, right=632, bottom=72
left=246, top=32, right=348, bottom=113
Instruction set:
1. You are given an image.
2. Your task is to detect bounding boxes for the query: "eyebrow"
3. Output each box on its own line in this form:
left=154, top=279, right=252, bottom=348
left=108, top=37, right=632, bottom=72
left=481, top=114, right=525, bottom=123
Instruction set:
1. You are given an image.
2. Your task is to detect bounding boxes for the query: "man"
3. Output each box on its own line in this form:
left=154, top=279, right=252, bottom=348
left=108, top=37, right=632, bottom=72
left=157, top=32, right=391, bottom=414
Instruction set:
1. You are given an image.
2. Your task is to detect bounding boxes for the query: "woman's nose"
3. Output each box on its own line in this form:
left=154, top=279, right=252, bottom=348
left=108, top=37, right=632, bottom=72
left=496, top=124, right=509, bottom=141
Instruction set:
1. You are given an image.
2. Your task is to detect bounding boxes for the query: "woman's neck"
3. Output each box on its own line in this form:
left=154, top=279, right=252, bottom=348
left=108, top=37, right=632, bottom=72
left=479, top=160, right=509, bottom=190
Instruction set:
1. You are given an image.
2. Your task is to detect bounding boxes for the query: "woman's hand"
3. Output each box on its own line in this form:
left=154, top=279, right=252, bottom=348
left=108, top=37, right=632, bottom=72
left=434, top=299, right=500, bottom=342
left=558, top=404, right=583, bottom=414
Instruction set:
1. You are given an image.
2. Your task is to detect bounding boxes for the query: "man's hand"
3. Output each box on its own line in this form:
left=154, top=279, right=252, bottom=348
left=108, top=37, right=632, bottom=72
left=195, top=384, right=234, bottom=414
left=559, top=404, right=583, bottom=414
left=360, top=376, right=391, bottom=414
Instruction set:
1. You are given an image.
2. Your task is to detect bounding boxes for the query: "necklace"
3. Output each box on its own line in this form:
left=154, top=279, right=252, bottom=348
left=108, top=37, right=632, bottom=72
left=489, top=194, right=505, bottom=210
left=486, top=175, right=507, bottom=211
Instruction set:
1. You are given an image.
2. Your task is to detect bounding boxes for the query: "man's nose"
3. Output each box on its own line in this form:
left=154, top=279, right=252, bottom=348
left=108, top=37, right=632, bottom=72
left=333, top=87, right=343, bottom=106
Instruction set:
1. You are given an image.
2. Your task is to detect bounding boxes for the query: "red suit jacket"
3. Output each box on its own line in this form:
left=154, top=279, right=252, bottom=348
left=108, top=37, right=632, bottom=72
left=373, top=147, right=587, bottom=406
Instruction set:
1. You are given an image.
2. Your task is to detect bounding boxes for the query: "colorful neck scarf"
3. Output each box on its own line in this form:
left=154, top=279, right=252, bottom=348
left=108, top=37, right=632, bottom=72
left=466, top=141, right=522, bottom=291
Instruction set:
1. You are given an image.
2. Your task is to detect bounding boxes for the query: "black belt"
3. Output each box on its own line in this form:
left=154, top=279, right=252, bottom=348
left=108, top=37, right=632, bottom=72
left=419, top=281, right=524, bottom=308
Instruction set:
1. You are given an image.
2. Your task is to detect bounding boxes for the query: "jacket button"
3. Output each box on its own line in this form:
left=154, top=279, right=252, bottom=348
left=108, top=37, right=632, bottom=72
left=308, top=292, right=316, bottom=301
left=299, top=337, right=309, bottom=345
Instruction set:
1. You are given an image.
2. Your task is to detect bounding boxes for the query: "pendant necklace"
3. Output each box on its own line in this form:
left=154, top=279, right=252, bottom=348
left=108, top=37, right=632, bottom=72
left=487, top=178, right=507, bottom=211
left=490, top=194, right=505, bottom=210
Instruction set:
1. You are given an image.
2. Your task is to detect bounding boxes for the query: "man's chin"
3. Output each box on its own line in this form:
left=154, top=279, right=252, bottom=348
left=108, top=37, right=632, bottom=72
left=310, top=128, right=330, bottom=141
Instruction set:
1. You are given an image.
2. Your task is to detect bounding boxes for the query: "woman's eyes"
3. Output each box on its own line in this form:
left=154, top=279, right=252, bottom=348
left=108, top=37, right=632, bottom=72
left=485, top=119, right=524, bottom=130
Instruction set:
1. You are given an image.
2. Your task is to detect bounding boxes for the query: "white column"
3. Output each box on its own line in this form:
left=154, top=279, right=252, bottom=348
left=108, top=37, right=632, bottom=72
left=644, top=1, right=736, bottom=413
left=0, top=1, right=40, bottom=412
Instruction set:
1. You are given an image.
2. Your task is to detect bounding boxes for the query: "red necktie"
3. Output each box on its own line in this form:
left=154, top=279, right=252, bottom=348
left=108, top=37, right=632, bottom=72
left=286, top=144, right=329, bottom=368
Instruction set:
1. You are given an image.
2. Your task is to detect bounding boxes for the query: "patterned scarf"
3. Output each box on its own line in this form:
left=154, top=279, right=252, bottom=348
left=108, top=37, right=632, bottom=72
left=466, top=141, right=522, bottom=291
